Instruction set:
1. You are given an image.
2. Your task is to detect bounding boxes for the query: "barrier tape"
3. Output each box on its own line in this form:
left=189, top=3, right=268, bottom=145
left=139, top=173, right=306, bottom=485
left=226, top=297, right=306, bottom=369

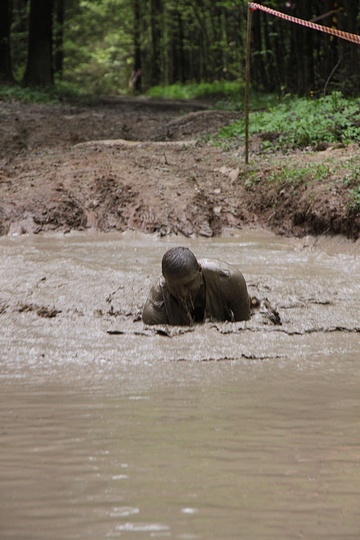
left=249, top=2, right=360, bottom=45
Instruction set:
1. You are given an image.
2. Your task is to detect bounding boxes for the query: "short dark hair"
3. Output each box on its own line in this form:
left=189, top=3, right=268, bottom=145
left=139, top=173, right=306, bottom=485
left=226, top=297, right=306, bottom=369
left=162, top=247, right=198, bottom=277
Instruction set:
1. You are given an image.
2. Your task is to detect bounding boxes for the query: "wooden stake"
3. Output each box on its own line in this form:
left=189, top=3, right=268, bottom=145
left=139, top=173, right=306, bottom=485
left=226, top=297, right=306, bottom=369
left=245, top=4, right=253, bottom=164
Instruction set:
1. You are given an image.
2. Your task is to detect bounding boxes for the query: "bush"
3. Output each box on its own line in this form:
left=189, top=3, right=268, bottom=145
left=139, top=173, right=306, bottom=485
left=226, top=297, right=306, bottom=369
left=146, top=81, right=277, bottom=110
left=217, top=92, right=360, bottom=150
left=0, top=85, right=59, bottom=103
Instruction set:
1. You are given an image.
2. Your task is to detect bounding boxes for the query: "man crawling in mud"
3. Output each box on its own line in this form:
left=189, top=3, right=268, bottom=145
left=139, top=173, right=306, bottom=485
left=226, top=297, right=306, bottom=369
left=142, top=246, right=250, bottom=326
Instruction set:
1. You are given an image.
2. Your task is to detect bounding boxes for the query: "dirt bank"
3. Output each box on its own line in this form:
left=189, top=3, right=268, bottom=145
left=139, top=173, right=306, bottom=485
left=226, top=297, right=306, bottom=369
left=0, top=96, right=359, bottom=239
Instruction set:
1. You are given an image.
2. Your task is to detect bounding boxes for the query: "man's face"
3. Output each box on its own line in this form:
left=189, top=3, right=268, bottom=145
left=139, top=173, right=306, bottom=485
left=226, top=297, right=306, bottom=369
left=165, top=267, right=202, bottom=305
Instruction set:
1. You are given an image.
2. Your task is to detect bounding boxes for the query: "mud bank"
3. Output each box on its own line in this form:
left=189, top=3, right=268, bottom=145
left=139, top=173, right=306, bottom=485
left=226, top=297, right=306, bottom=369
left=0, top=98, right=359, bottom=239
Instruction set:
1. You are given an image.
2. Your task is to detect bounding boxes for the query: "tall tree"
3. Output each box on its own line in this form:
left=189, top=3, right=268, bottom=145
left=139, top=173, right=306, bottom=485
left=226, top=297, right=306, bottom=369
left=336, top=0, right=360, bottom=94
left=54, top=0, right=65, bottom=78
left=150, top=0, right=163, bottom=86
left=250, top=0, right=360, bottom=96
left=132, top=0, right=142, bottom=92
left=295, top=0, right=314, bottom=95
left=0, top=0, right=13, bottom=82
left=23, top=0, right=54, bottom=86
left=5, top=0, right=356, bottom=95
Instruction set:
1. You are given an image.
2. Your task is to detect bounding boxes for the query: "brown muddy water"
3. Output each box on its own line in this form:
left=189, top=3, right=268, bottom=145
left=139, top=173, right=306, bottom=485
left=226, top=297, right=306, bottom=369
left=0, top=229, right=359, bottom=540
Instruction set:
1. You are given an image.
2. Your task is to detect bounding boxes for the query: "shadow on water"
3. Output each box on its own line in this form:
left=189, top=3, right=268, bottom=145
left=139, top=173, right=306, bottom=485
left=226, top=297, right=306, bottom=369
left=1, top=229, right=360, bottom=539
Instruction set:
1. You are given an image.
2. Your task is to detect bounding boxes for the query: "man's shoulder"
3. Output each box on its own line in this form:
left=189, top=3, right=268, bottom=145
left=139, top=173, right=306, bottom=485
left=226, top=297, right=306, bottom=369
left=143, top=277, right=167, bottom=325
left=200, top=258, right=236, bottom=275
left=200, top=259, right=247, bottom=292
left=151, top=275, right=166, bottom=291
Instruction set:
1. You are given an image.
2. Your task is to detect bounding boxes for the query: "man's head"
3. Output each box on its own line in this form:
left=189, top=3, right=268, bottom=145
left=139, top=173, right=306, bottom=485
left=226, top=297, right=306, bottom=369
left=162, top=247, right=202, bottom=303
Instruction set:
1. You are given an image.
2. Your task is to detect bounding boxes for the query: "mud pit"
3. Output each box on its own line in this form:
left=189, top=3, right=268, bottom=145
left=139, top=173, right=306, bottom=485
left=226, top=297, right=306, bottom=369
left=2, top=97, right=360, bottom=540
left=0, top=96, right=359, bottom=239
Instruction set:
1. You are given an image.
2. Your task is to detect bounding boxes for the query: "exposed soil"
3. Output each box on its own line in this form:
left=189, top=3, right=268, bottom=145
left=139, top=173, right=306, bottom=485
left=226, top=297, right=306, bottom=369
left=0, top=95, right=359, bottom=239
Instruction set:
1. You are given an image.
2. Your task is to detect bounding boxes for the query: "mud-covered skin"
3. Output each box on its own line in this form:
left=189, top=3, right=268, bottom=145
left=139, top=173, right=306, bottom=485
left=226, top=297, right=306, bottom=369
left=142, top=258, right=250, bottom=326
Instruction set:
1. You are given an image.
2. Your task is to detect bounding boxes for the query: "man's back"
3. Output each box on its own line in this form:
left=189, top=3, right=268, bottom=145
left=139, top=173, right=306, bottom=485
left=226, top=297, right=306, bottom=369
left=142, top=258, right=250, bottom=326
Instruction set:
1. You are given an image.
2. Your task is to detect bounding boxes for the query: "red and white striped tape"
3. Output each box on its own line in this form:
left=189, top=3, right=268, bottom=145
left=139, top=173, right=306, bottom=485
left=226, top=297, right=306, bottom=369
left=249, top=2, right=360, bottom=45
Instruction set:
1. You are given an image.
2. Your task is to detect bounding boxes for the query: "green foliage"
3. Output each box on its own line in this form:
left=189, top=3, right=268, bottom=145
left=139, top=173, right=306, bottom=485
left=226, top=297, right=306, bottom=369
left=242, top=162, right=335, bottom=191
left=147, top=81, right=243, bottom=101
left=5, top=1, right=360, bottom=95
left=62, top=0, right=134, bottom=94
left=0, top=82, right=94, bottom=103
left=268, top=163, right=333, bottom=185
left=0, top=85, right=59, bottom=103
left=242, top=153, right=360, bottom=216
left=146, top=81, right=278, bottom=110
left=341, top=158, right=360, bottom=187
left=348, top=186, right=360, bottom=211
left=217, top=92, right=360, bottom=149
left=340, top=158, right=360, bottom=211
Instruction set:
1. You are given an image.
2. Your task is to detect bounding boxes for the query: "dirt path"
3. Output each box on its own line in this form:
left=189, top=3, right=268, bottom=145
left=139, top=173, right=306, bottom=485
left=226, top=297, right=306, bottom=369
left=0, top=96, right=359, bottom=238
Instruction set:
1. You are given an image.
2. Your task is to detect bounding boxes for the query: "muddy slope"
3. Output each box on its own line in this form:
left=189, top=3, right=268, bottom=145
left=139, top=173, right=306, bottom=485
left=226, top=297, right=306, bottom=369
left=0, top=96, right=359, bottom=238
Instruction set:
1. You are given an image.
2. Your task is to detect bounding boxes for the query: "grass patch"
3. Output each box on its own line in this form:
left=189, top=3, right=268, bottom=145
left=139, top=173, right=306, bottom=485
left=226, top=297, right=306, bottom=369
left=0, top=82, right=102, bottom=105
left=341, top=158, right=360, bottom=211
left=146, top=81, right=277, bottom=110
left=348, top=186, right=360, bottom=211
left=241, top=154, right=360, bottom=217
left=147, top=80, right=241, bottom=100
left=217, top=91, right=360, bottom=150
left=243, top=161, right=335, bottom=189
left=0, top=84, right=61, bottom=103
left=269, top=163, right=332, bottom=185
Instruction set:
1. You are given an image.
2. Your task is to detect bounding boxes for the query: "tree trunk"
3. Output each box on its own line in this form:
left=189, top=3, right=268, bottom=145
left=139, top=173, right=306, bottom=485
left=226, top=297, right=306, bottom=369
left=0, top=0, right=13, bottom=82
left=54, top=0, right=64, bottom=78
left=150, top=0, right=163, bottom=86
left=263, top=16, right=276, bottom=91
left=338, top=0, right=360, bottom=95
left=250, top=10, right=264, bottom=89
left=168, top=5, right=185, bottom=84
left=298, top=0, right=314, bottom=95
left=131, top=0, right=142, bottom=92
left=23, top=0, right=54, bottom=87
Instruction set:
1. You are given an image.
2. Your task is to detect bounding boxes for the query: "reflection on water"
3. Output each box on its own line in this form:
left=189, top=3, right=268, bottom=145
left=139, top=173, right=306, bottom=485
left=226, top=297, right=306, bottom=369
left=0, top=230, right=359, bottom=539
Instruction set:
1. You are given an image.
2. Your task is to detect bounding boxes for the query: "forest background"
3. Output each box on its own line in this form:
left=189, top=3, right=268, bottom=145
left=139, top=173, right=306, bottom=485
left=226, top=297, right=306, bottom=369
left=0, top=0, right=360, bottom=97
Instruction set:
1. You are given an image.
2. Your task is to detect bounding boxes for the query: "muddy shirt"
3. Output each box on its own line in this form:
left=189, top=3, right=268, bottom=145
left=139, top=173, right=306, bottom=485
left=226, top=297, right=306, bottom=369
left=142, top=258, right=250, bottom=325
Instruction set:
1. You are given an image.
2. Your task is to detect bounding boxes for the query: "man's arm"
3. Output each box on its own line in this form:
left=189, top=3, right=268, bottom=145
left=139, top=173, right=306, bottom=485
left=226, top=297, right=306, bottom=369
left=142, top=281, right=168, bottom=325
left=224, top=267, right=250, bottom=321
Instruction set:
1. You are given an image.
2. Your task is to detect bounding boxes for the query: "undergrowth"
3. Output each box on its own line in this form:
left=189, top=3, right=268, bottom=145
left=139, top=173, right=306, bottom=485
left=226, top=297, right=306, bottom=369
left=146, top=81, right=277, bottom=110
left=0, top=85, right=60, bottom=103
left=242, top=156, right=360, bottom=213
left=217, top=91, right=360, bottom=150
